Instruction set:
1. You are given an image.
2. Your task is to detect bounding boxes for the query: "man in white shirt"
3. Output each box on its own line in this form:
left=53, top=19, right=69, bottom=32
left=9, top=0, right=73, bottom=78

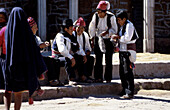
left=73, top=17, right=94, bottom=82
left=89, top=1, right=118, bottom=83
left=52, top=19, right=87, bottom=83
left=112, top=9, right=139, bottom=99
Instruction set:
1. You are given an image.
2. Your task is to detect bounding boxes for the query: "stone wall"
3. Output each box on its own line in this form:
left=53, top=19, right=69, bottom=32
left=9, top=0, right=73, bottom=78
left=47, top=0, right=69, bottom=40
left=155, top=0, right=170, bottom=53
left=155, top=0, right=170, bottom=37
left=0, top=0, right=37, bottom=22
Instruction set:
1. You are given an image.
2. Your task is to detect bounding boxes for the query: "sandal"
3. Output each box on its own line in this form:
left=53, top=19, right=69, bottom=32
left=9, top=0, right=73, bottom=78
left=38, top=74, right=45, bottom=80
left=49, top=80, right=64, bottom=86
left=37, top=89, right=45, bottom=96
left=80, top=76, right=93, bottom=83
left=95, top=79, right=103, bottom=83
left=28, top=97, right=34, bottom=105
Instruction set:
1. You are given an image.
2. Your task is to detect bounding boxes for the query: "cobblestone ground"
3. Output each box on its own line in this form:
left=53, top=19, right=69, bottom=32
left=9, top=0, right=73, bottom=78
left=0, top=90, right=170, bottom=110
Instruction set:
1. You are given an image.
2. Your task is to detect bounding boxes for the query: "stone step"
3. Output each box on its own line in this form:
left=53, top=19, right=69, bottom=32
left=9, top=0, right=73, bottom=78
left=0, top=78, right=170, bottom=104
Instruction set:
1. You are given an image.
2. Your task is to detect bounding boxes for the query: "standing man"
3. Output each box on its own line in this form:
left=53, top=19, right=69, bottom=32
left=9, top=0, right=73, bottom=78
left=89, top=1, right=118, bottom=83
left=73, top=17, right=94, bottom=82
left=113, top=9, right=138, bottom=99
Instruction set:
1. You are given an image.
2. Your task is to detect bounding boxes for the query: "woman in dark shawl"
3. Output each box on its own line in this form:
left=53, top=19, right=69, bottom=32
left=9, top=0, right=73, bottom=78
left=2, top=7, right=47, bottom=110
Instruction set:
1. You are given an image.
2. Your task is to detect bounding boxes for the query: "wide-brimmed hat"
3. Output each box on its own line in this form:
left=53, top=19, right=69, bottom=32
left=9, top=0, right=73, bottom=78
left=62, top=19, right=73, bottom=27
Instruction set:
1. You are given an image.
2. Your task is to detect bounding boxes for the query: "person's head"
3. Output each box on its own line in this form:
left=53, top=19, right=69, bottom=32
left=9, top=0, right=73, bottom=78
left=62, top=19, right=73, bottom=35
left=74, top=17, right=86, bottom=35
left=27, top=17, right=38, bottom=35
left=96, top=1, right=110, bottom=18
left=116, top=9, right=128, bottom=26
left=0, top=8, right=8, bottom=28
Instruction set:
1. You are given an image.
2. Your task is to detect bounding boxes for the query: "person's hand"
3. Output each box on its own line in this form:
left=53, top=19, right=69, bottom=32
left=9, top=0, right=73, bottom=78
left=110, top=34, right=120, bottom=39
left=83, top=55, right=87, bottom=64
left=100, top=31, right=109, bottom=36
left=45, top=41, right=50, bottom=47
left=90, top=37, right=94, bottom=49
left=71, top=58, right=76, bottom=67
left=86, top=50, right=91, bottom=56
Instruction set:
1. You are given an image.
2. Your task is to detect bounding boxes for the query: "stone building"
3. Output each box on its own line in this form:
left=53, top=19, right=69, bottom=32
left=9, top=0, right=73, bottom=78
left=0, top=0, right=169, bottom=53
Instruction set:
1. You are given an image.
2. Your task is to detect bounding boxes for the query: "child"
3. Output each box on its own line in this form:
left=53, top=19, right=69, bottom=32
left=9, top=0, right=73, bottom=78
left=112, top=9, right=138, bottom=99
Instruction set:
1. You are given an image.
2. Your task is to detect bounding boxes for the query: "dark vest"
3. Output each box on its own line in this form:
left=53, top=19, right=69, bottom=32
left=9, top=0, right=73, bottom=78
left=120, top=20, right=138, bottom=51
left=74, top=31, right=86, bottom=51
left=121, top=20, right=138, bottom=41
left=52, top=32, right=79, bottom=53
left=95, top=12, right=114, bottom=30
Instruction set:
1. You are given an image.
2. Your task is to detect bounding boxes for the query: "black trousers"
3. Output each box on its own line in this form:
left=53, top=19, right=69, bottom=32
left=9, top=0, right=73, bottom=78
left=43, top=57, right=60, bottom=81
left=119, top=51, right=134, bottom=95
left=0, top=58, right=4, bottom=89
left=65, top=54, right=85, bottom=79
left=94, top=37, right=114, bottom=81
left=84, top=55, right=94, bottom=78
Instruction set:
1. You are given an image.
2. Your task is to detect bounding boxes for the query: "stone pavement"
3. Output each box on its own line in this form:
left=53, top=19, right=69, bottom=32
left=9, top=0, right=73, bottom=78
left=1, top=91, right=170, bottom=110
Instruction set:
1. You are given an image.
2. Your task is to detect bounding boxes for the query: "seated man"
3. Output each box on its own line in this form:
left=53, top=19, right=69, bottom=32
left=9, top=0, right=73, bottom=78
left=52, top=19, right=87, bottom=84
left=73, top=17, right=94, bottom=82
left=27, top=17, right=63, bottom=86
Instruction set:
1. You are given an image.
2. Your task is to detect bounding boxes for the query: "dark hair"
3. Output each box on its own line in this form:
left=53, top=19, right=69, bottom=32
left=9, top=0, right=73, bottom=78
left=116, top=9, right=128, bottom=20
left=0, top=8, right=8, bottom=22
left=97, top=9, right=107, bottom=13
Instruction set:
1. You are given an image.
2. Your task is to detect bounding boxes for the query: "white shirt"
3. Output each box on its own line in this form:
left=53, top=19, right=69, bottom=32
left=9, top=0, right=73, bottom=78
left=35, top=36, right=43, bottom=45
left=54, top=33, right=85, bottom=60
left=119, top=20, right=138, bottom=51
left=73, top=31, right=92, bottom=52
left=88, top=11, right=118, bottom=39
left=54, top=33, right=73, bottom=59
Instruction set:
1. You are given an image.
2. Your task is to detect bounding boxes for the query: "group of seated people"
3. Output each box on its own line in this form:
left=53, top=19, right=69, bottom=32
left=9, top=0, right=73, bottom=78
left=28, top=17, right=95, bottom=86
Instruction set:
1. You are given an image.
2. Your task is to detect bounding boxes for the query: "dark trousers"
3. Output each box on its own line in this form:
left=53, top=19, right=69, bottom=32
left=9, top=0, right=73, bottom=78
left=0, top=58, right=4, bottom=89
left=94, top=37, right=114, bottom=81
left=0, top=55, right=6, bottom=89
left=119, top=51, right=134, bottom=95
left=65, top=54, right=85, bottom=79
left=84, top=55, right=94, bottom=78
left=43, top=57, right=60, bottom=81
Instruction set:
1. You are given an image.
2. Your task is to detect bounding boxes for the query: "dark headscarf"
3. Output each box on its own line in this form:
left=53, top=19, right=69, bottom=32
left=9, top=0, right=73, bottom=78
left=3, top=7, right=47, bottom=96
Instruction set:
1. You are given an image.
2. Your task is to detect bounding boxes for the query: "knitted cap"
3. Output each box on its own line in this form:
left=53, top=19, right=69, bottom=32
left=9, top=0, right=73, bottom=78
left=75, top=17, right=86, bottom=27
left=27, top=17, right=36, bottom=28
left=96, top=1, right=110, bottom=11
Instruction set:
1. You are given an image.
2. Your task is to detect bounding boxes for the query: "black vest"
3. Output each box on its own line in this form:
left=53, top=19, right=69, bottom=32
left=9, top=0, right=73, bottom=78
left=121, top=20, right=138, bottom=41
left=52, top=32, right=79, bottom=53
left=74, top=31, right=86, bottom=51
left=95, top=12, right=113, bottom=30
